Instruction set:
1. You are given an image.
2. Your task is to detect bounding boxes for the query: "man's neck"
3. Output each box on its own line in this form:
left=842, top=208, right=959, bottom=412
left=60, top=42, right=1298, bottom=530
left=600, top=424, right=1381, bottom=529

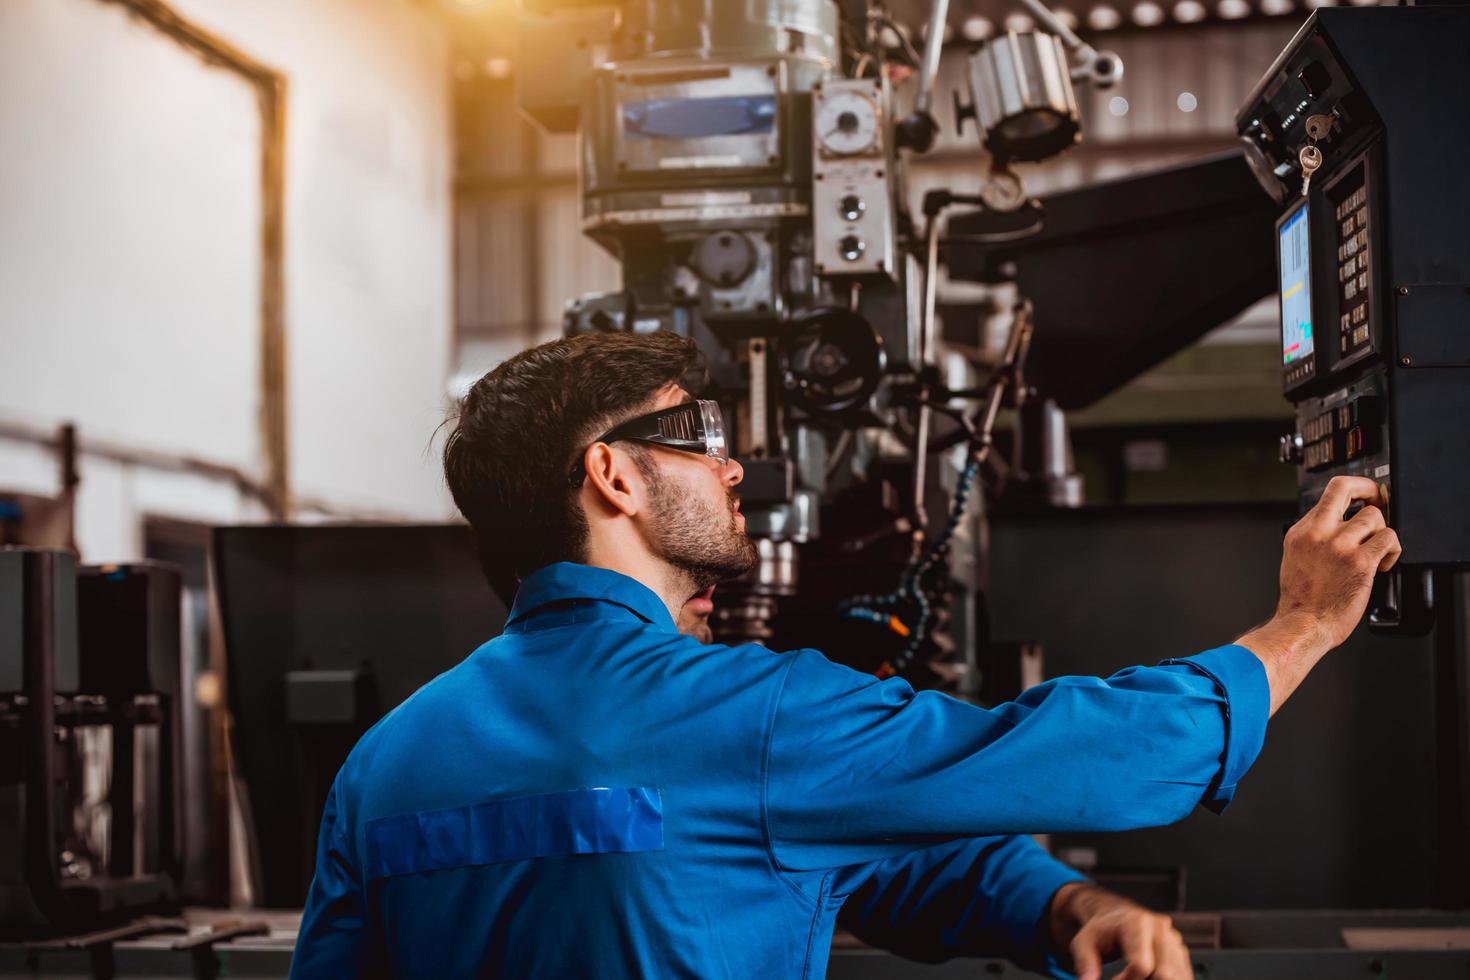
left=582, top=538, right=691, bottom=625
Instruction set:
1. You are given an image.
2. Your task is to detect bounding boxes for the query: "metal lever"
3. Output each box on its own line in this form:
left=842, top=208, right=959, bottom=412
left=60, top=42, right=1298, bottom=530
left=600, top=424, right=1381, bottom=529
left=910, top=188, right=989, bottom=534
left=1013, top=0, right=1124, bottom=87
left=914, top=0, right=950, bottom=117
left=896, top=0, right=950, bottom=151
left=1369, top=566, right=1437, bottom=636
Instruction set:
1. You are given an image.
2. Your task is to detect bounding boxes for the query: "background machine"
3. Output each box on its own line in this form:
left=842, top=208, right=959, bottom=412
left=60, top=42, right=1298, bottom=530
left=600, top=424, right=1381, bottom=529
left=1, top=550, right=185, bottom=933
left=522, top=0, right=1130, bottom=683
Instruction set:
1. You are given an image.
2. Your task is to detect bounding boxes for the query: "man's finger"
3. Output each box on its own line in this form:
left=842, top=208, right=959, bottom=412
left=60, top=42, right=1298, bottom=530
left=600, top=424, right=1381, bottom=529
left=1311, top=476, right=1385, bottom=525
left=1367, top=525, right=1403, bottom=572
left=1070, top=931, right=1104, bottom=980
left=1157, top=926, right=1192, bottom=980
left=1113, top=918, right=1158, bottom=980
left=1176, top=936, right=1196, bottom=980
left=1342, top=503, right=1386, bottom=542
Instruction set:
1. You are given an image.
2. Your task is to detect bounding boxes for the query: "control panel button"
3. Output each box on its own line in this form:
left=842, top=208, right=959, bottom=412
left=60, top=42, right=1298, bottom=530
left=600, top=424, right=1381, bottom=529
left=838, top=235, right=866, bottom=261
left=838, top=194, right=865, bottom=222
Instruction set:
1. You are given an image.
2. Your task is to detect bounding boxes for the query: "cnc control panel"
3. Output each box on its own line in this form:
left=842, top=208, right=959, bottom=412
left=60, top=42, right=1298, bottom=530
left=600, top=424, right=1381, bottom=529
left=1240, top=7, right=1470, bottom=570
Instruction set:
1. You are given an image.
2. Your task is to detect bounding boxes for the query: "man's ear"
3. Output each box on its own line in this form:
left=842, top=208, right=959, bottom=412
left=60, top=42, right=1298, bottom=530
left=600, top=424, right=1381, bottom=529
left=582, top=442, right=641, bottom=518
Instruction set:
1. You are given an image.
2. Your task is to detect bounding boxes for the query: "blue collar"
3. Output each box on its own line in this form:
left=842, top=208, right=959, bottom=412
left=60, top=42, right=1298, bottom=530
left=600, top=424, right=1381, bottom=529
left=505, top=562, right=677, bottom=634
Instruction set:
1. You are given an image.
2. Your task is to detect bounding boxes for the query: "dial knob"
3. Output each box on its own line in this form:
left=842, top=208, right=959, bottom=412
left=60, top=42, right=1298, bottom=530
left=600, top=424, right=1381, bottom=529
left=838, top=235, right=866, bottom=261
left=816, top=91, right=880, bottom=156
left=838, top=194, right=865, bottom=221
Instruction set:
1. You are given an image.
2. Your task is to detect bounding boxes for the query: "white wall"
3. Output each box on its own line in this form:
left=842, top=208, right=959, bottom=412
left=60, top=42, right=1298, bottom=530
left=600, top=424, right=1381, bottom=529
left=0, top=0, right=455, bottom=562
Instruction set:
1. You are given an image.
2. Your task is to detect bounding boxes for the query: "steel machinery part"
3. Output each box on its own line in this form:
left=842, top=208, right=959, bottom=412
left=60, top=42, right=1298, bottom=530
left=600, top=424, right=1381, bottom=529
left=1013, top=0, right=1123, bottom=88
left=781, top=307, right=886, bottom=417
left=894, top=0, right=949, bottom=151
left=957, top=31, right=1081, bottom=164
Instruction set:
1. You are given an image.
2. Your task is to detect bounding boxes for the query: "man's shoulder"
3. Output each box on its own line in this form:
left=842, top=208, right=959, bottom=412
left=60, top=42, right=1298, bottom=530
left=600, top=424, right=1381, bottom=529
left=336, top=643, right=492, bottom=775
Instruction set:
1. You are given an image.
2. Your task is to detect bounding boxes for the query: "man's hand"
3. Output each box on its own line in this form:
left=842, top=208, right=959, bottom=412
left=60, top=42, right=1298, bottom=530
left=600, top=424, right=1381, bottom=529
left=1237, top=475, right=1402, bottom=714
left=1047, top=882, right=1190, bottom=980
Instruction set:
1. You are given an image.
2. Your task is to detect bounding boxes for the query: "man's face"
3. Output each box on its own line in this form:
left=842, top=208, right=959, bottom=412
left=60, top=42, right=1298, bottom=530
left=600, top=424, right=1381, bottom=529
left=635, top=386, right=758, bottom=594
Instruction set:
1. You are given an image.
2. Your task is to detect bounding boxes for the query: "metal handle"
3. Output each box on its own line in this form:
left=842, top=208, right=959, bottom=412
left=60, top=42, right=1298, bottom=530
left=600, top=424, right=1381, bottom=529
left=1012, top=0, right=1124, bottom=88
left=1369, top=566, right=1437, bottom=636
left=914, top=0, right=951, bottom=117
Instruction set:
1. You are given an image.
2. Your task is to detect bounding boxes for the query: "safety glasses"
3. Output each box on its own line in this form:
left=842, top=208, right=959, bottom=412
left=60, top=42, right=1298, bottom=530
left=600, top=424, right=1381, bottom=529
left=568, top=399, right=728, bottom=486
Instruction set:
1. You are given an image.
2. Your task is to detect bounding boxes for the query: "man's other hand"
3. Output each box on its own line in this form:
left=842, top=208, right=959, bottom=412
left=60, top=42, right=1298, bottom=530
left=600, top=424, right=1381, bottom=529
left=1238, top=475, right=1402, bottom=714
left=1047, top=882, right=1191, bottom=980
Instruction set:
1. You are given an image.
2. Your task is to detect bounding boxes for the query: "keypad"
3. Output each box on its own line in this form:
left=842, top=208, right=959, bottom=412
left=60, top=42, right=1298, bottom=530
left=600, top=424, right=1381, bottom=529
left=1301, top=395, right=1383, bottom=471
left=1334, top=182, right=1372, bottom=357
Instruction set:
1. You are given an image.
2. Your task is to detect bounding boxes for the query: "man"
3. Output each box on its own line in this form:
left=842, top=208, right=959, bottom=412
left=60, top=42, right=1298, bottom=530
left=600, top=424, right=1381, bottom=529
left=292, top=332, right=1400, bottom=979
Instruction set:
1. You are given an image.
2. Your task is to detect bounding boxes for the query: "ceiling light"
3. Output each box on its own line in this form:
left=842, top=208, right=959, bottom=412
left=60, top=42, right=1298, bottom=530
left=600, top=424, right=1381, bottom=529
left=1217, top=0, right=1251, bottom=18
left=1004, top=12, right=1036, bottom=31
left=1088, top=5, right=1123, bottom=29
left=1109, top=95, right=1131, bottom=116
left=1259, top=0, right=1294, bottom=14
left=1177, top=91, right=1198, bottom=112
left=483, top=57, right=513, bottom=79
left=1053, top=7, right=1081, bottom=29
left=961, top=15, right=994, bottom=40
left=1132, top=1, right=1166, bottom=25
left=1173, top=0, right=1208, bottom=21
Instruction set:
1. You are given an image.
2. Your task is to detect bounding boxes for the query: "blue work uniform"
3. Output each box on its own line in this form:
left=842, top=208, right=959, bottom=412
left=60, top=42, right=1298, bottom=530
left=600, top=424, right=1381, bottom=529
left=291, top=562, right=1270, bottom=979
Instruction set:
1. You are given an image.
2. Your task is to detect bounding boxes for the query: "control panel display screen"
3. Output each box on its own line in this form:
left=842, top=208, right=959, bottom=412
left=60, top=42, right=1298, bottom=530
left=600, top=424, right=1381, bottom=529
left=1279, top=203, right=1314, bottom=365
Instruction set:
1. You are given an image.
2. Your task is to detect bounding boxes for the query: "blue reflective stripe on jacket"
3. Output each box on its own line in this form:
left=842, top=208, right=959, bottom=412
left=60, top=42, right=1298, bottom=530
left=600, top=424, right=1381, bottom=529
left=290, top=562, right=1270, bottom=979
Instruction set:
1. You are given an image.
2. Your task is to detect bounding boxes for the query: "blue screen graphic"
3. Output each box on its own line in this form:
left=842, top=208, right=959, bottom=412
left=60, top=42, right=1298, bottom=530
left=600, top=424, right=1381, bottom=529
left=1279, top=204, right=1313, bottom=366
left=621, top=95, right=776, bottom=140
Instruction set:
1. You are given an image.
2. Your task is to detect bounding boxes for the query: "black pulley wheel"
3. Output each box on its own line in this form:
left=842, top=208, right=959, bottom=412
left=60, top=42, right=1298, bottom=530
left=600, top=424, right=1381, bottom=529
left=781, top=307, right=885, bottom=417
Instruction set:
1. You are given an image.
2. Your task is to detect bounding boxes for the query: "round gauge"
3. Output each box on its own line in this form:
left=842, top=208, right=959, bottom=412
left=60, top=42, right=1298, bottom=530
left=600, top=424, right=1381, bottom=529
left=816, top=91, right=880, bottom=156
left=979, top=169, right=1026, bottom=212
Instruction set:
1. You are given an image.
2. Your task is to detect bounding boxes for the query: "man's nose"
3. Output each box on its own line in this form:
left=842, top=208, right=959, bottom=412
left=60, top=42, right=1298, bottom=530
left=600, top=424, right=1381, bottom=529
left=721, top=457, right=744, bottom=487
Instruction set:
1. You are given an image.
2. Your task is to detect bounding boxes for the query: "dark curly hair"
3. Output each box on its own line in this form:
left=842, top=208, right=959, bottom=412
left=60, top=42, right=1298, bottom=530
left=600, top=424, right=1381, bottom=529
left=443, top=331, right=706, bottom=598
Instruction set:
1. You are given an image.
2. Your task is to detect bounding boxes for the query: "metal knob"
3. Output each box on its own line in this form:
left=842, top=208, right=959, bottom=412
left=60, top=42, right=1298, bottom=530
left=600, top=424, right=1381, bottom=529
left=838, top=235, right=866, bottom=261
left=839, top=194, right=865, bottom=222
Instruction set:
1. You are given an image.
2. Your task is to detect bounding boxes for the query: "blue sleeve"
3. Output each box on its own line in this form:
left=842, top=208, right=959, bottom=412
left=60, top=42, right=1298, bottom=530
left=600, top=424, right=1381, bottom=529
left=290, top=778, right=379, bottom=979
left=766, top=644, right=1269, bottom=871
left=836, top=835, right=1086, bottom=977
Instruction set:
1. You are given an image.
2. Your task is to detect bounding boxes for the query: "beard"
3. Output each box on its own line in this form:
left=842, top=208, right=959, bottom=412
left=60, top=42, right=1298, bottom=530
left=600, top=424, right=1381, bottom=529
left=640, top=457, right=758, bottom=592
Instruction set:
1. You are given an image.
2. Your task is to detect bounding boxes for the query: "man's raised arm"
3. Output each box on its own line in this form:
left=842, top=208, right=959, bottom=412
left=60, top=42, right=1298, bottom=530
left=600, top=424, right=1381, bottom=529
left=764, top=476, right=1398, bottom=863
